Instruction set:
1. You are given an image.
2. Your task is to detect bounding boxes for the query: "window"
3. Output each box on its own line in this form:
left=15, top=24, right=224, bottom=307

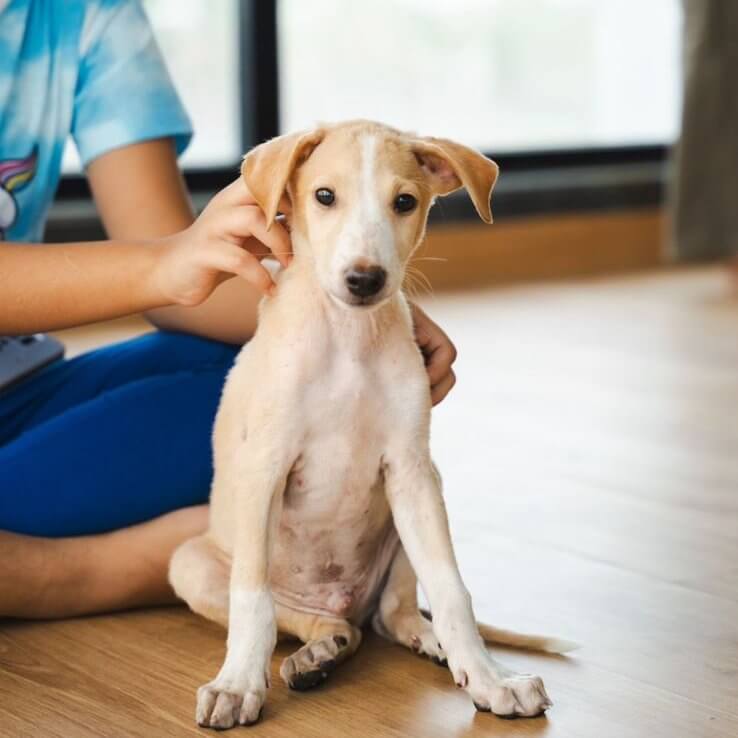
left=142, top=0, right=240, bottom=168
left=278, top=0, right=682, bottom=153
left=50, top=1, right=674, bottom=230
left=63, top=0, right=240, bottom=172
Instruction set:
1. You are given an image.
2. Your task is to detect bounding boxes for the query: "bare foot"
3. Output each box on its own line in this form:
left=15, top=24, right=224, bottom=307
left=0, top=505, right=208, bottom=619
left=101, top=505, right=210, bottom=608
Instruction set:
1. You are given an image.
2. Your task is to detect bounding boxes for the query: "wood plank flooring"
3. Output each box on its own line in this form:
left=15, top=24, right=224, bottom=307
left=2, top=265, right=737, bottom=737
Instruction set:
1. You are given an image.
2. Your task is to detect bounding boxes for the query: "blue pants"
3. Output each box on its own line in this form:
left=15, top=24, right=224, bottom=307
left=0, top=332, right=239, bottom=538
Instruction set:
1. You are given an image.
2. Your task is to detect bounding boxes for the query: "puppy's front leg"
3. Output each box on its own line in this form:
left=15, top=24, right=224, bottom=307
left=197, top=440, right=292, bottom=730
left=384, top=448, right=552, bottom=718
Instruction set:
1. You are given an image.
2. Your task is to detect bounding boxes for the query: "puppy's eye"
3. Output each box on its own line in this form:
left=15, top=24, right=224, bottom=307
left=393, top=193, right=417, bottom=214
left=315, top=188, right=335, bottom=206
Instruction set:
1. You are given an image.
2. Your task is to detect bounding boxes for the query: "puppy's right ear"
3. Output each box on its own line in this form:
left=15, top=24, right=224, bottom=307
left=241, top=128, right=325, bottom=229
left=411, top=137, right=499, bottom=224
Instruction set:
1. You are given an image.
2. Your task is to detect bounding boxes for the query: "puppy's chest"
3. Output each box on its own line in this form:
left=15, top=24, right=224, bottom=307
left=269, top=350, right=397, bottom=620
left=298, top=346, right=389, bottom=443
left=289, top=351, right=387, bottom=513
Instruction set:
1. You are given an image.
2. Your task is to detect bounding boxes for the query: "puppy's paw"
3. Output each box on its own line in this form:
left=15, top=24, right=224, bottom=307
left=196, top=679, right=266, bottom=730
left=463, top=668, right=551, bottom=718
left=372, top=609, right=447, bottom=666
left=280, top=633, right=351, bottom=690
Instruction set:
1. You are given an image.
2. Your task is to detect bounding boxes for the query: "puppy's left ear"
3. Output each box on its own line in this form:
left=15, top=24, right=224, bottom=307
left=412, top=137, right=499, bottom=223
left=242, top=128, right=325, bottom=228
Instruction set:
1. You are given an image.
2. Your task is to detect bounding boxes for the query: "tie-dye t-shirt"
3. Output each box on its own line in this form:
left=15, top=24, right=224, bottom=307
left=0, top=0, right=192, bottom=242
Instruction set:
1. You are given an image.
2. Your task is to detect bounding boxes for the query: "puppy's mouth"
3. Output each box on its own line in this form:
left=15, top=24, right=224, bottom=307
left=345, top=294, right=385, bottom=308
left=328, top=290, right=389, bottom=310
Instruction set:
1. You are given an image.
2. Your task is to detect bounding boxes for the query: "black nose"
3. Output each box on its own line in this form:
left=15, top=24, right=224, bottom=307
left=345, top=266, right=387, bottom=298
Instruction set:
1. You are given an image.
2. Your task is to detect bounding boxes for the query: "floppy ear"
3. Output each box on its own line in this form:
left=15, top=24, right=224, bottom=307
left=241, top=128, right=325, bottom=228
left=411, top=137, right=499, bottom=223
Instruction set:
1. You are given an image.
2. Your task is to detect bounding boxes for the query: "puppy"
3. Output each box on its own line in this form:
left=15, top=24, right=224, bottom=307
left=170, top=120, right=573, bottom=729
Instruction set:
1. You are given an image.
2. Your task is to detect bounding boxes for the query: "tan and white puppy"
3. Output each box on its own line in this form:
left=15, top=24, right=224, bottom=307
left=170, top=120, right=573, bottom=730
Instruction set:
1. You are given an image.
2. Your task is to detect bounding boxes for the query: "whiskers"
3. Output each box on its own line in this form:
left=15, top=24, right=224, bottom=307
left=403, top=258, right=438, bottom=300
left=367, top=305, right=379, bottom=339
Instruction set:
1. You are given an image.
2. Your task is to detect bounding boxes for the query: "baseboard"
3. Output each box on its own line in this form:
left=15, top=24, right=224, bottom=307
left=414, top=208, right=666, bottom=291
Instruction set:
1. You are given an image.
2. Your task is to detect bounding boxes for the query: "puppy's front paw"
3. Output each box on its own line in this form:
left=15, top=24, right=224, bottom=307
left=465, top=669, right=551, bottom=718
left=196, top=679, right=266, bottom=730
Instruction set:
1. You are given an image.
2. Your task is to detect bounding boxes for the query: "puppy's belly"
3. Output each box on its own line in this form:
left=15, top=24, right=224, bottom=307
left=268, top=465, right=399, bottom=624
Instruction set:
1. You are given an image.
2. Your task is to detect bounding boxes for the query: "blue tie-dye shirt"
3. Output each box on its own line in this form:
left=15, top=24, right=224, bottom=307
left=0, top=0, right=192, bottom=242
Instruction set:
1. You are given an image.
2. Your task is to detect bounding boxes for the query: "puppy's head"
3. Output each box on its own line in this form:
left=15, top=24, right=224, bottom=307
left=242, top=120, right=498, bottom=308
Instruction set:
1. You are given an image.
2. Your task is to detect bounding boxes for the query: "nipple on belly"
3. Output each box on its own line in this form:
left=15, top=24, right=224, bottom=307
left=321, top=561, right=344, bottom=581
left=327, top=588, right=355, bottom=616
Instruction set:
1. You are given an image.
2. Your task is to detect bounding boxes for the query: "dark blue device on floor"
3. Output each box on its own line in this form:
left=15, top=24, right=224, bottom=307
left=0, top=334, right=65, bottom=394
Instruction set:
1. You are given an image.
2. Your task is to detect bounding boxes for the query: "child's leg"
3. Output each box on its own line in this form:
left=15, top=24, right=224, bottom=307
left=0, top=331, right=238, bottom=445
left=0, top=333, right=239, bottom=536
left=0, top=331, right=239, bottom=617
left=0, top=506, right=207, bottom=618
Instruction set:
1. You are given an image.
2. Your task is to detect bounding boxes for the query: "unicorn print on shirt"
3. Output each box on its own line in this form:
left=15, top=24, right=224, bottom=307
left=0, top=148, right=37, bottom=240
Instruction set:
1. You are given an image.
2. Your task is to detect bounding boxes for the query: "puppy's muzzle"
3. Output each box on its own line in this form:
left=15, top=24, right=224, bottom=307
left=345, top=265, right=387, bottom=299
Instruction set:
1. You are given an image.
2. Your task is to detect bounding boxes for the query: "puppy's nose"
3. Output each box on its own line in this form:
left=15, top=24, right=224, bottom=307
left=345, top=265, right=387, bottom=298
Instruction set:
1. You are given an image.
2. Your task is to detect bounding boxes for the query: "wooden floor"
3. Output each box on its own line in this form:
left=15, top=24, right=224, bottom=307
left=2, top=266, right=738, bottom=737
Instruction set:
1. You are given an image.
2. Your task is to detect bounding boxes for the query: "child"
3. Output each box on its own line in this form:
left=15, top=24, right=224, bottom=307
left=0, top=0, right=457, bottom=618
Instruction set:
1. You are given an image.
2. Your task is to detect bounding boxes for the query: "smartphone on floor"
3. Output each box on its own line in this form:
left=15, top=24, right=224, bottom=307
left=0, top=334, right=65, bottom=394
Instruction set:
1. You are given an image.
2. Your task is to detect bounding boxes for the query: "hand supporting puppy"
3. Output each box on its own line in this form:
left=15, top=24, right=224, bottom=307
left=410, top=303, right=458, bottom=405
left=153, top=178, right=292, bottom=306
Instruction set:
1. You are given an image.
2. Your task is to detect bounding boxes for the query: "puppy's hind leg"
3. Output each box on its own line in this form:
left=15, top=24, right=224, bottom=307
left=169, top=534, right=230, bottom=628
left=373, top=547, right=577, bottom=661
left=372, top=545, right=447, bottom=665
left=278, top=608, right=362, bottom=691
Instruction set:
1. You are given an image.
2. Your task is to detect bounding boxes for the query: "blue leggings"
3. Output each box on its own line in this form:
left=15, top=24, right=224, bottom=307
left=0, top=331, right=239, bottom=538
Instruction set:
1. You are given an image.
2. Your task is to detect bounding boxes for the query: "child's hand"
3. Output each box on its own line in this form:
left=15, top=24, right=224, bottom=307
left=410, top=303, right=458, bottom=405
left=154, top=178, right=292, bottom=306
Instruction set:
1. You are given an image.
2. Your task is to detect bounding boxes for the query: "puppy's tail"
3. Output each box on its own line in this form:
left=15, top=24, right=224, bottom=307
left=477, top=621, right=579, bottom=654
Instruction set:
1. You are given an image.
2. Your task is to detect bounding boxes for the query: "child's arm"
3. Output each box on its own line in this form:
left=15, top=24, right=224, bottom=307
left=1, top=173, right=289, bottom=334
left=2, top=239, right=170, bottom=333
